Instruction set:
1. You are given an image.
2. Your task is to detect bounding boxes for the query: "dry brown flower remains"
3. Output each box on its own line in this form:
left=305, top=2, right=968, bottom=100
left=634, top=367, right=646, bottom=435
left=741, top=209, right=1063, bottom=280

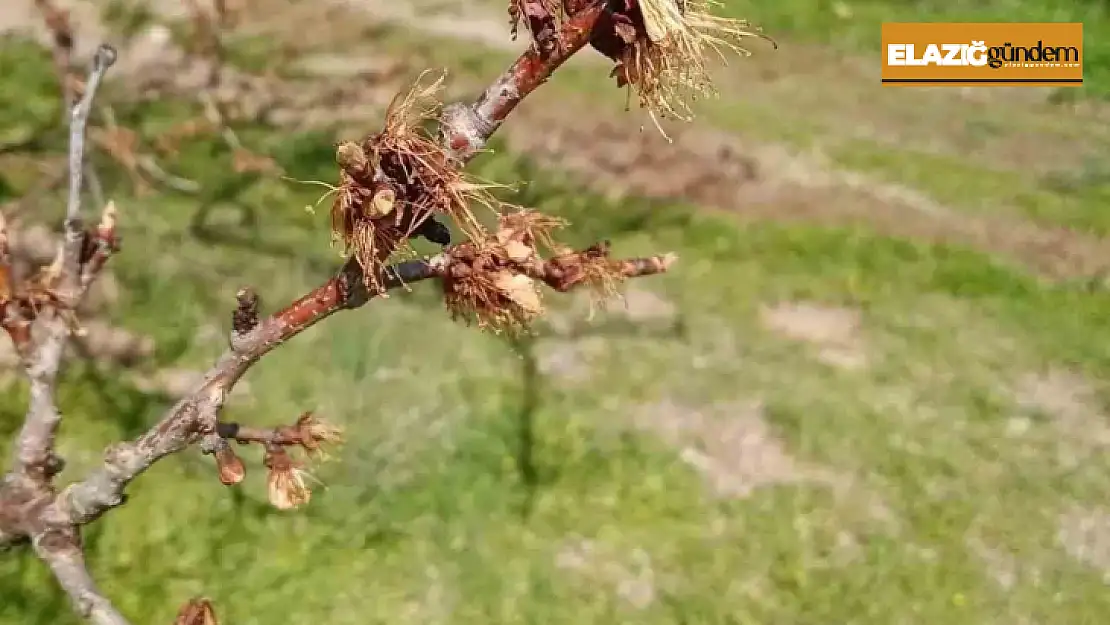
left=586, top=0, right=774, bottom=137
left=330, top=73, right=498, bottom=294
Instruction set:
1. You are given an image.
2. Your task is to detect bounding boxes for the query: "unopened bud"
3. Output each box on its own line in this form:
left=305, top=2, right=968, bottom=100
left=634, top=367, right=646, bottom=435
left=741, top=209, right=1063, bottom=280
left=232, top=287, right=260, bottom=336
left=215, top=448, right=246, bottom=486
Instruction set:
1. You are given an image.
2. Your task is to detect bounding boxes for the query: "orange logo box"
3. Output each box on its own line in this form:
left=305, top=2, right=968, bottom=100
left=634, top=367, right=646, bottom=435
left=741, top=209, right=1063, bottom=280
left=881, top=22, right=1083, bottom=87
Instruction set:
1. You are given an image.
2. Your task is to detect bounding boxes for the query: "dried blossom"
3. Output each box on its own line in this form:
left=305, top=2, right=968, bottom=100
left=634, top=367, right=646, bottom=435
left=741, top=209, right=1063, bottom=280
left=441, top=210, right=565, bottom=333
left=292, top=412, right=344, bottom=460
left=174, top=597, right=219, bottom=625
left=329, top=72, right=499, bottom=294
left=264, top=448, right=313, bottom=510
left=591, top=0, right=774, bottom=137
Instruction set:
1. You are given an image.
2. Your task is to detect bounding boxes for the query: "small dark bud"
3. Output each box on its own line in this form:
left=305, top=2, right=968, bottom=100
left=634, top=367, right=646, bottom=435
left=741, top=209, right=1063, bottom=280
left=232, top=287, right=259, bottom=335
left=411, top=215, right=452, bottom=247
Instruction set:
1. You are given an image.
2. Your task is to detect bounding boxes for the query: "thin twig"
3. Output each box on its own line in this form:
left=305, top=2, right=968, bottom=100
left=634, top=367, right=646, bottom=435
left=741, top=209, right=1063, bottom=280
left=8, top=46, right=117, bottom=491
left=65, top=46, right=116, bottom=253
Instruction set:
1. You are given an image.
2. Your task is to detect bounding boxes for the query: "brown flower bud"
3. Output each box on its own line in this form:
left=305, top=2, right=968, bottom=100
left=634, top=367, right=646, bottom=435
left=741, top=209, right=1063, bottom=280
left=174, top=598, right=218, bottom=625
left=215, top=448, right=246, bottom=486
left=293, top=412, right=345, bottom=460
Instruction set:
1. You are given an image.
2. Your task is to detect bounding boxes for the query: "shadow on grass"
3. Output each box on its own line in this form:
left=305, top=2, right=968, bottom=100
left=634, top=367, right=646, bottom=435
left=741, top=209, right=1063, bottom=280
left=502, top=309, right=688, bottom=520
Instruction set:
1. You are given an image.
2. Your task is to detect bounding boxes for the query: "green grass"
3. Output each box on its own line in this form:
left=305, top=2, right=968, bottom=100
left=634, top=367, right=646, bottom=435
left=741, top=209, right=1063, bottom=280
left=3, top=13, right=1110, bottom=625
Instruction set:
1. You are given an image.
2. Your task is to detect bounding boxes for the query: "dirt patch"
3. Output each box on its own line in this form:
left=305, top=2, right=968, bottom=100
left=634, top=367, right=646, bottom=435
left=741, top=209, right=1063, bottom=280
left=545, top=285, right=679, bottom=335
left=0, top=0, right=107, bottom=57
left=633, top=399, right=896, bottom=528
left=1016, top=370, right=1110, bottom=454
left=604, top=286, right=677, bottom=323
left=1057, top=505, right=1110, bottom=579
left=966, top=536, right=1021, bottom=590
left=635, top=399, right=829, bottom=498
left=759, top=302, right=867, bottom=370
left=555, top=538, right=657, bottom=609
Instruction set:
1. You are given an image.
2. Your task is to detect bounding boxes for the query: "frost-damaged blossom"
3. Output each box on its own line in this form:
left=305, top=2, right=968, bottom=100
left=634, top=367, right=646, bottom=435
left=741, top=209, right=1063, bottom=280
left=174, top=598, right=219, bottom=625
left=292, top=411, right=345, bottom=461
left=329, top=72, right=500, bottom=294
left=588, top=0, right=774, bottom=136
left=441, top=210, right=630, bottom=334
left=0, top=204, right=119, bottom=349
left=264, top=447, right=313, bottom=510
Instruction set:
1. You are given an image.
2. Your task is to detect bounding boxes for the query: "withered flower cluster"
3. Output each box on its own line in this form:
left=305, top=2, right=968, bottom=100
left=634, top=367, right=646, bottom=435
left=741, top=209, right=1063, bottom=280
left=584, top=0, right=774, bottom=135
left=0, top=203, right=119, bottom=352
left=329, top=73, right=495, bottom=295
left=215, top=412, right=345, bottom=510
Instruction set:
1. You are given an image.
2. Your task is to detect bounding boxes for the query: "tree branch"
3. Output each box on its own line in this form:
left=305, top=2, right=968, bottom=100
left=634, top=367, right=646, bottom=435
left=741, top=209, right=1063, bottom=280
left=1, top=3, right=682, bottom=623
left=56, top=256, right=431, bottom=525
left=33, top=531, right=130, bottom=625
left=439, top=1, right=605, bottom=161
left=8, top=45, right=116, bottom=490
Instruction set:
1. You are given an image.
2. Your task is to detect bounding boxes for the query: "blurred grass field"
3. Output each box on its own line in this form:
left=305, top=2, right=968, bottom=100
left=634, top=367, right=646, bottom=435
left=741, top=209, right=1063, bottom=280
left=2, top=1, right=1110, bottom=624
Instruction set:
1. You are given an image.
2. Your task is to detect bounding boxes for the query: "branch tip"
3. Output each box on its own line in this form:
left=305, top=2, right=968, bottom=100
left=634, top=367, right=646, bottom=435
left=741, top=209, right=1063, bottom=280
left=93, top=44, right=117, bottom=70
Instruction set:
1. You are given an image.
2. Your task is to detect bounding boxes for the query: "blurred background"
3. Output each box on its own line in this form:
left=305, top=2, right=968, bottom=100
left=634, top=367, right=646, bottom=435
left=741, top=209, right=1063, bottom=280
left=1, top=1, right=1109, bottom=623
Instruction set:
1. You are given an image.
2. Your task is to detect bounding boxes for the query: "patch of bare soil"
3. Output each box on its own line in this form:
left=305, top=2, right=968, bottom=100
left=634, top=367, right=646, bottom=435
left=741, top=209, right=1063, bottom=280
left=1057, top=505, right=1110, bottom=579
left=0, top=0, right=106, bottom=57
left=535, top=336, right=604, bottom=381
left=503, top=99, right=1110, bottom=280
left=966, top=536, right=1022, bottom=591
left=555, top=538, right=657, bottom=609
left=1015, top=370, right=1110, bottom=467
left=632, top=399, right=897, bottom=529
left=759, top=302, right=867, bottom=370
left=635, top=399, right=825, bottom=498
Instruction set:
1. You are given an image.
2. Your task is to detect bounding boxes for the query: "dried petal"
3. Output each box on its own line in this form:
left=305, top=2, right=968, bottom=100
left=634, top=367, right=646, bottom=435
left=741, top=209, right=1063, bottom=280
left=502, top=240, right=533, bottom=263
left=367, top=187, right=396, bottom=219
left=294, top=412, right=345, bottom=459
left=494, top=272, right=542, bottom=315
left=267, top=465, right=312, bottom=510
left=264, top=450, right=312, bottom=510
left=174, top=598, right=218, bottom=625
